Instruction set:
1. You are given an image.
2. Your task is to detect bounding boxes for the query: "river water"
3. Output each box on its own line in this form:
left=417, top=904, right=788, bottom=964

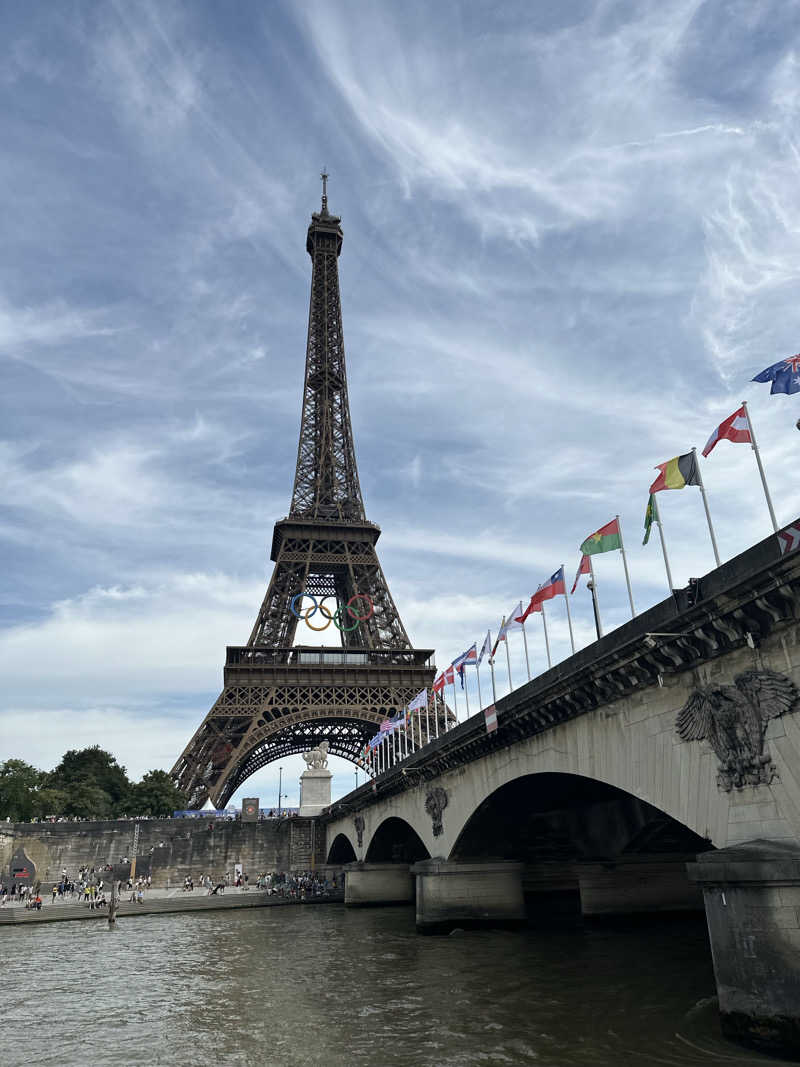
left=0, top=906, right=791, bottom=1067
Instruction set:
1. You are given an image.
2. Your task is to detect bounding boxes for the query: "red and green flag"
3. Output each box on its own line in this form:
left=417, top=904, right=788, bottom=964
left=580, top=518, right=621, bottom=556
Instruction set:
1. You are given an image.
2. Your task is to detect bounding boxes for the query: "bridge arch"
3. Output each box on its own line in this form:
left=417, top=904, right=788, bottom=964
left=365, top=816, right=430, bottom=864
left=448, top=771, right=712, bottom=864
left=327, top=832, right=357, bottom=864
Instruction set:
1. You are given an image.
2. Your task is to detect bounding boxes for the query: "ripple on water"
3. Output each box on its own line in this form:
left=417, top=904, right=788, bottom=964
left=0, top=908, right=793, bottom=1067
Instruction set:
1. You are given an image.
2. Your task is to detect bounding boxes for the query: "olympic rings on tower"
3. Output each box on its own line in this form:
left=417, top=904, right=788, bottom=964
left=289, top=593, right=374, bottom=632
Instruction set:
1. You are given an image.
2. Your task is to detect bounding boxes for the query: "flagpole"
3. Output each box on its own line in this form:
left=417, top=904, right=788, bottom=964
left=588, top=556, right=603, bottom=638
left=475, top=662, right=483, bottom=711
left=487, top=630, right=497, bottom=702
left=541, top=602, right=552, bottom=669
left=562, top=563, right=576, bottom=654
left=651, top=493, right=675, bottom=592
left=451, top=673, right=459, bottom=725
left=504, top=633, right=513, bottom=694
left=616, top=514, right=636, bottom=618
left=425, top=699, right=431, bottom=745
left=742, top=401, right=778, bottom=533
left=520, top=620, right=532, bottom=681
left=435, top=689, right=440, bottom=738
left=462, top=669, right=470, bottom=717
left=692, top=446, right=721, bottom=567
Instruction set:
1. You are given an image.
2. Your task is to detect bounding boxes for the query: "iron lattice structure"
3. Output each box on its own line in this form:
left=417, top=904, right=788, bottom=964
left=172, top=181, right=436, bottom=807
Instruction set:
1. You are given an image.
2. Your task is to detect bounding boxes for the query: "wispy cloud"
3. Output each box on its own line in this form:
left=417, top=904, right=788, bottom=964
left=2, top=0, right=799, bottom=804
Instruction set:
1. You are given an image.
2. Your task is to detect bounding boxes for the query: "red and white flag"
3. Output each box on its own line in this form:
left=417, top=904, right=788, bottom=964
left=443, top=664, right=456, bottom=685
left=702, top=406, right=751, bottom=457
left=484, top=705, right=498, bottom=733
left=432, top=672, right=445, bottom=693
left=571, top=554, right=590, bottom=594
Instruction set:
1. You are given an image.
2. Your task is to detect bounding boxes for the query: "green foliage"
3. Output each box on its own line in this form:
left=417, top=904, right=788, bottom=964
left=0, top=759, right=42, bottom=821
left=128, top=770, right=187, bottom=817
left=45, top=746, right=130, bottom=816
left=2, top=746, right=187, bottom=821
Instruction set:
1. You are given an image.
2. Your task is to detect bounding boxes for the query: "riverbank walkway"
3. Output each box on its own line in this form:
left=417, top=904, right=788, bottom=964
left=0, top=886, right=344, bottom=925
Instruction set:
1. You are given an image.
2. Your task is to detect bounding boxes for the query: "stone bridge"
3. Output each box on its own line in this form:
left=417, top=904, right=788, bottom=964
left=323, top=523, right=800, bottom=1058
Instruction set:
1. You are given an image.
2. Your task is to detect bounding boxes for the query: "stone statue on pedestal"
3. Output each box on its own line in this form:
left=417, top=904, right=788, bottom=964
left=299, top=742, right=333, bottom=817
left=301, top=741, right=329, bottom=769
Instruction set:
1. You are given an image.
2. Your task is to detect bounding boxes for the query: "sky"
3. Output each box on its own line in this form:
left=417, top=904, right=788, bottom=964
left=2, top=0, right=799, bottom=808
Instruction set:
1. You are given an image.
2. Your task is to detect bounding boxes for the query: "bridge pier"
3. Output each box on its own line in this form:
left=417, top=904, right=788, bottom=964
left=576, top=855, right=704, bottom=917
left=688, top=841, right=800, bottom=1060
left=411, top=860, right=525, bottom=934
left=343, top=862, right=414, bottom=907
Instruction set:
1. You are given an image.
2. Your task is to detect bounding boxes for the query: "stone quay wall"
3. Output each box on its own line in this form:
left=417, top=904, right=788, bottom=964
left=0, top=816, right=327, bottom=887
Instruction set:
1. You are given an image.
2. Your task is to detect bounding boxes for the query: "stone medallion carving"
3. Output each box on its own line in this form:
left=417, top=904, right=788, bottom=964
left=353, top=814, right=365, bottom=848
left=425, top=787, right=448, bottom=837
left=676, top=669, right=799, bottom=791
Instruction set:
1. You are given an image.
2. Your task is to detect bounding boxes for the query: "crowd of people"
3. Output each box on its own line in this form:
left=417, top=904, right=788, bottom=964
left=0, top=883, right=43, bottom=909
left=255, top=870, right=342, bottom=898
left=1, top=862, right=344, bottom=909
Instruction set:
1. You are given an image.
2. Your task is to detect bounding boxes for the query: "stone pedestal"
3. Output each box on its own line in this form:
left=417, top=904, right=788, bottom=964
left=298, top=768, right=332, bottom=817
left=344, top=862, right=414, bottom=906
left=577, top=855, right=704, bottom=917
left=411, top=860, right=525, bottom=934
left=688, top=840, right=800, bottom=1059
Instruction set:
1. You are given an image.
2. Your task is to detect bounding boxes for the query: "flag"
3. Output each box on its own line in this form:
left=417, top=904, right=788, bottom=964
left=649, top=452, right=700, bottom=493
left=571, top=554, right=590, bottom=594
left=702, top=406, right=751, bottom=457
left=484, top=705, right=498, bottom=733
left=752, top=354, right=800, bottom=396
left=452, top=644, right=477, bottom=688
left=505, top=601, right=525, bottom=632
left=433, top=671, right=445, bottom=693
left=643, top=494, right=656, bottom=545
left=476, top=631, right=491, bottom=668
left=408, top=688, right=428, bottom=714
left=451, top=644, right=477, bottom=670
left=443, top=664, right=455, bottom=685
left=520, top=567, right=566, bottom=620
left=580, top=518, right=621, bottom=555
left=491, top=616, right=507, bottom=657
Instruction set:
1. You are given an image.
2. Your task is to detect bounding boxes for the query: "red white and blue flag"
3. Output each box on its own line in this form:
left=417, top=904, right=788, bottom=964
left=752, top=353, right=800, bottom=395
left=520, top=567, right=566, bottom=621
left=452, top=643, right=477, bottom=688
left=702, top=406, right=751, bottom=457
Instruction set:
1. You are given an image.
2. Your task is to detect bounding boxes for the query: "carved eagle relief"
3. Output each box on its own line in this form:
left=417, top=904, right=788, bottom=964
left=676, top=669, right=799, bottom=791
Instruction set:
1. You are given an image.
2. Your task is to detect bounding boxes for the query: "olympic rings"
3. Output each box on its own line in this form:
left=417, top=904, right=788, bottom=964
left=289, top=592, right=374, bottom=632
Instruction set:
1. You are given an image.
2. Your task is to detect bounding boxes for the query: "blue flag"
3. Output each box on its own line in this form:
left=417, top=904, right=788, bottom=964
left=752, top=354, right=800, bottom=395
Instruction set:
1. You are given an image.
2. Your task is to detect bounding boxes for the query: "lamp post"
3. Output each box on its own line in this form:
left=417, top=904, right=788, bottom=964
left=277, top=766, right=283, bottom=817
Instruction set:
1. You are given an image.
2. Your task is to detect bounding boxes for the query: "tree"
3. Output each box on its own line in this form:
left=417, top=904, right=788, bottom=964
left=127, top=770, right=187, bottom=817
left=0, top=759, right=42, bottom=821
left=45, top=746, right=131, bottom=816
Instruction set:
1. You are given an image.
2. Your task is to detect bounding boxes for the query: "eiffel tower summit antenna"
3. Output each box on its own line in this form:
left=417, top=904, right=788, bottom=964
left=172, top=188, right=436, bottom=808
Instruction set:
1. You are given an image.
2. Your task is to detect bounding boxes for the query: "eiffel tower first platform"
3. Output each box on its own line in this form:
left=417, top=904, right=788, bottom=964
left=172, top=177, right=435, bottom=808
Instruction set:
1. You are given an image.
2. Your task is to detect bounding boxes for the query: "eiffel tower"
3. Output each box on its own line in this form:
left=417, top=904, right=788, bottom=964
left=172, top=176, right=435, bottom=808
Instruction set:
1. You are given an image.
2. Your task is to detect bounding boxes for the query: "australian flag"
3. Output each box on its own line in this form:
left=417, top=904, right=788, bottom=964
left=752, top=353, right=800, bottom=395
